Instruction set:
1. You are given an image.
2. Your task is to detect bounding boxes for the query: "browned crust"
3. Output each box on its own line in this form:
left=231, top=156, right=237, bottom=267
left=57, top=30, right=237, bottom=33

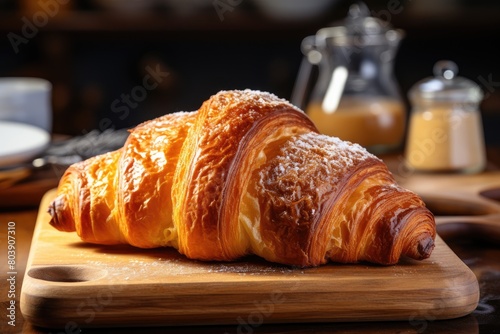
left=118, top=112, right=196, bottom=247
left=172, top=90, right=316, bottom=260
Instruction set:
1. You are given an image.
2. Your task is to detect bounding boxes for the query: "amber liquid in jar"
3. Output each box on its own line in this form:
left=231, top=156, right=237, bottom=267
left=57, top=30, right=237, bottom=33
left=306, top=97, right=405, bottom=150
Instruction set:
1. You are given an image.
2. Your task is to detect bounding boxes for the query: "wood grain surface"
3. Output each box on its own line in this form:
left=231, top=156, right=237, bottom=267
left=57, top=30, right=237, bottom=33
left=20, top=189, right=480, bottom=329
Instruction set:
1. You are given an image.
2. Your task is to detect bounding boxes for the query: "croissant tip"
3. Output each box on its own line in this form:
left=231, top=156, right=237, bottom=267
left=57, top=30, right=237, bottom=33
left=47, top=202, right=58, bottom=227
left=47, top=194, right=76, bottom=232
left=417, top=235, right=435, bottom=260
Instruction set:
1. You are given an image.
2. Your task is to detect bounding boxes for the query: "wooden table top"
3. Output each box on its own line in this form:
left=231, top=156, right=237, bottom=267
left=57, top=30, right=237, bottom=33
left=1, top=147, right=500, bottom=333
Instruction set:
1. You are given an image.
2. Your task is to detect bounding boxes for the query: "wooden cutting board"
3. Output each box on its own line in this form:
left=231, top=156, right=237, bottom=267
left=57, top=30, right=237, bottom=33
left=393, top=170, right=500, bottom=243
left=20, top=188, right=481, bottom=329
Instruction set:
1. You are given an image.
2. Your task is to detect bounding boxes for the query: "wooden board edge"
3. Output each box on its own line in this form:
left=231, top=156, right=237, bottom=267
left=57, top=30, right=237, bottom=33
left=18, top=275, right=480, bottom=329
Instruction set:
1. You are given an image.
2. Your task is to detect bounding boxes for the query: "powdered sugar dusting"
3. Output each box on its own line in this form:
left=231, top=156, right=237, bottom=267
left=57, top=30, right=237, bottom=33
left=212, top=89, right=303, bottom=115
left=257, top=132, right=377, bottom=226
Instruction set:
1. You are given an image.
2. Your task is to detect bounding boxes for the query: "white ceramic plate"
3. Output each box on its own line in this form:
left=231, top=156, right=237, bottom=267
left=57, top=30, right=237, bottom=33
left=0, top=121, right=50, bottom=167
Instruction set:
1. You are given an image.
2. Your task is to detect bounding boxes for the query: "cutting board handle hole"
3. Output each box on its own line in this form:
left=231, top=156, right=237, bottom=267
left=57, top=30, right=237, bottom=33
left=479, top=187, right=500, bottom=203
left=28, top=265, right=107, bottom=283
left=421, top=195, right=498, bottom=216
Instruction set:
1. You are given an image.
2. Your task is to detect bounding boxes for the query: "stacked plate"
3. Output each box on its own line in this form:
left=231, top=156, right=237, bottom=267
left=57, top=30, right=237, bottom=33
left=0, top=121, right=50, bottom=168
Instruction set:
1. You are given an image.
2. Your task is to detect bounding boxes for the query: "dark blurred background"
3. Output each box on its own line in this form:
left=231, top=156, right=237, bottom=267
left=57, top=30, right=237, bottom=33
left=0, top=0, right=499, bottom=147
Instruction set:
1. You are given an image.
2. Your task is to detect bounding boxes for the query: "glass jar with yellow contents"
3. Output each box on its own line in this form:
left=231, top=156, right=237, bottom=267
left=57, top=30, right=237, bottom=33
left=404, top=60, right=486, bottom=173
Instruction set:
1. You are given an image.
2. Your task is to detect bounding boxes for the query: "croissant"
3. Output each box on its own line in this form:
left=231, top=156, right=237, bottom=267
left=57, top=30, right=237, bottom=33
left=48, top=89, right=435, bottom=267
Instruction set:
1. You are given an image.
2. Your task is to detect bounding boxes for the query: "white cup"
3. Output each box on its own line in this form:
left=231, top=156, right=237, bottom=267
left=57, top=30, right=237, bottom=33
left=0, top=77, right=52, bottom=132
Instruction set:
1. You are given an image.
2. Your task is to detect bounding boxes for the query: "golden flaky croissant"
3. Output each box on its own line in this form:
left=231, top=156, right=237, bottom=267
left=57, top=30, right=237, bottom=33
left=48, top=89, right=435, bottom=267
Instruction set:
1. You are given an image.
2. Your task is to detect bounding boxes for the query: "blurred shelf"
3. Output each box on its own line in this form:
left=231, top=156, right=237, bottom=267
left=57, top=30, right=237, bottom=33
left=1, top=5, right=499, bottom=36
left=390, top=6, right=500, bottom=36
left=0, top=10, right=333, bottom=37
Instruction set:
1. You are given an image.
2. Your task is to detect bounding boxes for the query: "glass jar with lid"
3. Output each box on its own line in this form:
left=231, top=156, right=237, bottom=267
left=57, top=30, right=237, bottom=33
left=404, top=60, right=486, bottom=173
